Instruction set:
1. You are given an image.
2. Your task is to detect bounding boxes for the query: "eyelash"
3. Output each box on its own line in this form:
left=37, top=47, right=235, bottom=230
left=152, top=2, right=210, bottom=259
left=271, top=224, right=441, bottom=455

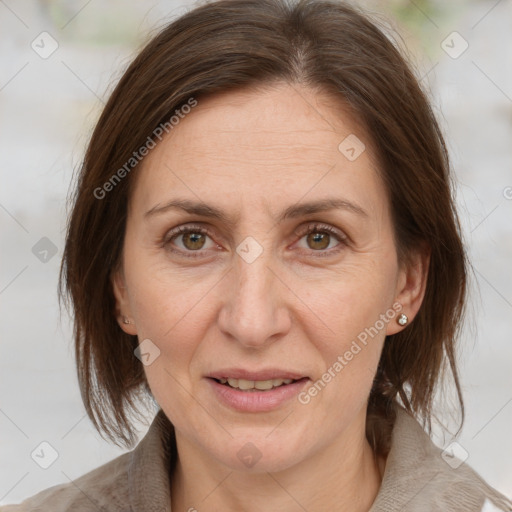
left=163, top=222, right=347, bottom=259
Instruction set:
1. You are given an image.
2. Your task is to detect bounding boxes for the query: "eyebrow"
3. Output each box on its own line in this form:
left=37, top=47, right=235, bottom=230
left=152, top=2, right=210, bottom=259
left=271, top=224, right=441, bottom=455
left=144, top=197, right=368, bottom=226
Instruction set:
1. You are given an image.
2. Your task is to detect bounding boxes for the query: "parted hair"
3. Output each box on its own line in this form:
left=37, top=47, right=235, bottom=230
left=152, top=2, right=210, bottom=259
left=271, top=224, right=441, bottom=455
left=60, top=0, right=468, bottom=452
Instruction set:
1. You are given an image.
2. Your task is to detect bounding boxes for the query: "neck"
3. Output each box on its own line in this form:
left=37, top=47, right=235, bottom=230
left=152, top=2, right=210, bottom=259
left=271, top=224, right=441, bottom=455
left=170, top=415, right=385, bottom=512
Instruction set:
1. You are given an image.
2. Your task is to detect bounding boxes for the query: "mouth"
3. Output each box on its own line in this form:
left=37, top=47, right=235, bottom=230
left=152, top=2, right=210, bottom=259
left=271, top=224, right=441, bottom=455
left=205, top=370, right=310, bottom=412
left=211, top=377, right=308, bottom=391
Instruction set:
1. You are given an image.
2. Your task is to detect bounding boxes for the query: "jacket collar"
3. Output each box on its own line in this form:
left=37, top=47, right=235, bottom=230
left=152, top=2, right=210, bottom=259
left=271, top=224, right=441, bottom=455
left=369, top=402, right=512, bottom=511
left=128, top=409, right=175, bottom=511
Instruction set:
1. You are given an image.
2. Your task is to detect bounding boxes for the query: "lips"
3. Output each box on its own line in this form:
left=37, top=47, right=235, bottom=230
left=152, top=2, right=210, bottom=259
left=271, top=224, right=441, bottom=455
left=216, top=377, right=296, bottom=391
left=206, top=373, right=310, bottom=412
left=206, top=369, right=308, bottom=392
left=206, top=369, right=307, bottom=381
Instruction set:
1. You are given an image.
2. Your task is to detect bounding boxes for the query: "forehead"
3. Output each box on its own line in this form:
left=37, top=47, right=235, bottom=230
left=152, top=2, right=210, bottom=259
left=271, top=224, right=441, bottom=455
left=130, top=83, right=386, bottom=220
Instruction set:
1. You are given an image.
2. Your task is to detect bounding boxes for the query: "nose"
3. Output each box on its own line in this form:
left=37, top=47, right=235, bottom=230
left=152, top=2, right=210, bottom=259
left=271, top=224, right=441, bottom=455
left=217, top=251, right=292, bottom=349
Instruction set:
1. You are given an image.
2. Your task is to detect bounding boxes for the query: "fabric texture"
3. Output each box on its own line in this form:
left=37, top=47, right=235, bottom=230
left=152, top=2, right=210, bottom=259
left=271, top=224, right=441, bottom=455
left=2, top=404, right=511, bottom=511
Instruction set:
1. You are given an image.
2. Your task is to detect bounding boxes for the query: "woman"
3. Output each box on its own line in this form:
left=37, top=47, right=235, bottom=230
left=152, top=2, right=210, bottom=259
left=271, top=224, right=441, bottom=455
left=3, top=0, right=511, bottom=510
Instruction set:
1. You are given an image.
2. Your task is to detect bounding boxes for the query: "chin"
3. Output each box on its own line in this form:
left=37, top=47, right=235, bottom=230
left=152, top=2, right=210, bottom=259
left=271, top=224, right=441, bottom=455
left=207, top=432, right=311, bottom=474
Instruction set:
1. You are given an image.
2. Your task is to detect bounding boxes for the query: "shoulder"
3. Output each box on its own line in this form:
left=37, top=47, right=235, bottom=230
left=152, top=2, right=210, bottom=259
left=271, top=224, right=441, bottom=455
left=371, top=404, right=512, bottom=512
left=0, top=451, right=133, bottom=512
left=0, top=410, right=175, bottom=512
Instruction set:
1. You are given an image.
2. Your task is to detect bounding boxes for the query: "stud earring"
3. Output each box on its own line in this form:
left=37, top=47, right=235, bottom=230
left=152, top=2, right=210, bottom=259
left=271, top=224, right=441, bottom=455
left=397, top=313, right=408, bottom=326
left=123, top=316, right=132, bottom=325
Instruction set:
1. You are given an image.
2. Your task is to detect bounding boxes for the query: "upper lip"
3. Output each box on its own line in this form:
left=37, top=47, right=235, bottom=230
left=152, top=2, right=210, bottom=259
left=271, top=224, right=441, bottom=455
left=206, top=369, right=308, bottom=381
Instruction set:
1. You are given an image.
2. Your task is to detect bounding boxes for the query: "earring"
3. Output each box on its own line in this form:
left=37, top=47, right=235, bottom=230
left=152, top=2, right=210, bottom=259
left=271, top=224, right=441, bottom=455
left=397, top=313, right=408, bottom=326
left=123, top=316, right=132, bottom=325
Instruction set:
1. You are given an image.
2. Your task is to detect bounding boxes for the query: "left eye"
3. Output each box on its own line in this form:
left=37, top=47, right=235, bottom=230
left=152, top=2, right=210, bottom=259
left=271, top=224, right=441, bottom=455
left=295, top=225, right=344, bottom=252
left=298, top=231, right=338, bottom=251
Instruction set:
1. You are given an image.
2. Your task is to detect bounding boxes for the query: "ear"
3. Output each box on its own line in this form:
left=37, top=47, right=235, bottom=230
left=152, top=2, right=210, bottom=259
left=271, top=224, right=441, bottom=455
left=386, top=245, right=430, bottom=336
left=111, top=267, right=138, bottom=335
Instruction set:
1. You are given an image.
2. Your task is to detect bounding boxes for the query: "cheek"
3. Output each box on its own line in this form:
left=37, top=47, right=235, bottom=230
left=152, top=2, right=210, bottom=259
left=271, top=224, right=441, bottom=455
left=299, top=263, right=396, bottom=383
left=126, top=269, right=216, bottom=419
left=124, top=265, right=226, bottom=406
left=124, top=245, right=216, bottom=337
left=289, top=275, right=393, bottom=446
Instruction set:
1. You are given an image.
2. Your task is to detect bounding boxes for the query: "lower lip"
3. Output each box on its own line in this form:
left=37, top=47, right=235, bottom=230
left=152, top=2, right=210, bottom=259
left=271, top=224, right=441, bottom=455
left=206, top=377, right=310, bottom=412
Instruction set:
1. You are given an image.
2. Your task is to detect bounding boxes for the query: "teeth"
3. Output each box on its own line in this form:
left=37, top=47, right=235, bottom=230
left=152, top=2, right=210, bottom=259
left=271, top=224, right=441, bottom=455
left=237, top=379, right=254, bottom=390
left=255, top=380, right=274, bottom=390
left=218, top=378, right=295, bottom=390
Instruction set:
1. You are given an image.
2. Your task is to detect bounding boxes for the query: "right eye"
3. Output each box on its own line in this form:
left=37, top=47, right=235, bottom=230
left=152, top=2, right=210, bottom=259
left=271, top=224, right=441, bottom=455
left=164, top=224, right=220, bottom=257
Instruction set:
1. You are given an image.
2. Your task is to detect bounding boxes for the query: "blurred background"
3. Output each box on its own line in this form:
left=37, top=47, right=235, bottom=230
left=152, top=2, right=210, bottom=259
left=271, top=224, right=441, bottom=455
left=1, top=0, right=511, bottom=505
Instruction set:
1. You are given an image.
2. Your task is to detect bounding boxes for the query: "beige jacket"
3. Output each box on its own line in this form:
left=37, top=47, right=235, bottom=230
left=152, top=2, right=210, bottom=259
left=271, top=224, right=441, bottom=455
left=2, top=404, right=511, bottom=511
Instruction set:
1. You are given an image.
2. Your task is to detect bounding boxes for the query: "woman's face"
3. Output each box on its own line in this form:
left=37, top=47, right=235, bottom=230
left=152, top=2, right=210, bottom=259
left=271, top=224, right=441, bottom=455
left=114, top=82, right=426, bottom=472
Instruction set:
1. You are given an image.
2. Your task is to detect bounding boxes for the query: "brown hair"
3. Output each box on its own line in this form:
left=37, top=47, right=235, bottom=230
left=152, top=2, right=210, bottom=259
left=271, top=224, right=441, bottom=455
left=60, top=0, right=467, bottom=452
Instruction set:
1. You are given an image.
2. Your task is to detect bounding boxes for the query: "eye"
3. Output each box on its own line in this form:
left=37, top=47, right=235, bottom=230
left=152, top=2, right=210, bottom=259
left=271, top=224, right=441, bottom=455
left=164, top=224, right=219, bottom=256
left=163, top=222, right=347, bottom=259
left=294, top=223, right=347, bottom=255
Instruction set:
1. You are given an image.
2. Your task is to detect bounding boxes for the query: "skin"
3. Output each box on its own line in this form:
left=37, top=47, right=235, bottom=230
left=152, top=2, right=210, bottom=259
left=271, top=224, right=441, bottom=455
left=113, top=82, right=429, bottom=512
